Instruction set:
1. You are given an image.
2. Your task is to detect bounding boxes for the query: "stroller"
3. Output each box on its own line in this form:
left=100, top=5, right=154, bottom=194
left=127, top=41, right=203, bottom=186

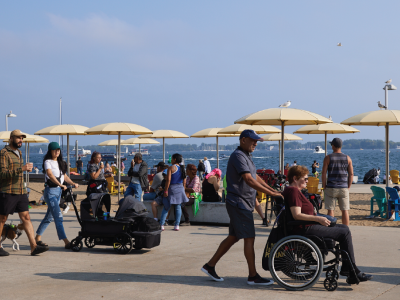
left=363, top=168, right=378, bottom=184
left=68, top=189, right=162, bottom=254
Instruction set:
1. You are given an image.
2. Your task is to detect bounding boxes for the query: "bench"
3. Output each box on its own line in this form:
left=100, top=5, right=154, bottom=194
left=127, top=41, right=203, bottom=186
left=142, top=201, right=230, bottom=225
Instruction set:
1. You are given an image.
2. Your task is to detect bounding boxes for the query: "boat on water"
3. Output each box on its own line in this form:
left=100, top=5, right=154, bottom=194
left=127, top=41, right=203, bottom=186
left=101, top=153, right=127, bottom=161
left=219, top=154, right=229, bottom=159
left=39, top=148, right=43, bottom=154
left=70, top=148, right=92, bottom=157
left=381, top=149, right=390, bottom=153
left=128, top=149, right=150, bottom=156
left=314, top=146, right=325, bottom=154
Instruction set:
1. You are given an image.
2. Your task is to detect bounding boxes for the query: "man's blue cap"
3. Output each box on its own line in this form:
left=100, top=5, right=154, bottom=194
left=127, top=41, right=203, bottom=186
left=48, top=142, right=61, bottom=151
left=239, top=129, right=263, bottom=141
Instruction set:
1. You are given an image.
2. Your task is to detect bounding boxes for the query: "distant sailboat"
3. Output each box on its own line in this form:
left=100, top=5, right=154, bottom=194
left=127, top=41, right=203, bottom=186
left=125, top=147, right=128, bottom=154
left=39, top=148, right=43, bottom=154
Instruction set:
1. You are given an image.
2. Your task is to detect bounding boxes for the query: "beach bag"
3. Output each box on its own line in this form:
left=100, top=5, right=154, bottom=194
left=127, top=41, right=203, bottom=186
left=132, top=217, right=161, bottom=232
left=262, top=225, right=285, bottom=271
left=192, top=193, right=202, bottom=216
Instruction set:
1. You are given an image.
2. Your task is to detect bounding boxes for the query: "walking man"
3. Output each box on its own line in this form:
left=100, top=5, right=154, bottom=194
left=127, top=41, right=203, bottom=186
left=125, top=153, right=149, bottom=201
left=197, top=160, right=205, bottom=180
left=76, top=157, right=83, bottom=175
left=203, top=157, right=211, bottom=176
left=0, top=130, right=48, bottom=256
left=322, top=138, right=353, bottom=226
left=201, top=130, right=281, bottom=285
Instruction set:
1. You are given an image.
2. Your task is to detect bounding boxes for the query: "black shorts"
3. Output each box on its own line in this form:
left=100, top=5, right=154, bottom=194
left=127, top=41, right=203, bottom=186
left=226, top=203, right=255, bottom=240
left=0, top=193, right=29, bottom=215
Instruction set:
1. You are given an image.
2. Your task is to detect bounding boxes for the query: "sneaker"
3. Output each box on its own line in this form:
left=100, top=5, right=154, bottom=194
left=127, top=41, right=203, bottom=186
left=0, top=248, right=9, bottom=256
left=247, top=273, right=274, bottom=286
left=174, top=225, right=179, bottom=231
left=154, top=218, right=158, bottom=221
left=201, top=264, right=224, bottom=282
left=63, top=205, right=70, bottom=214
left=262, top=218, right=267, bottom=226
left=347, top=272, right=373, bottom=284
left=180, top=221, right=191, bottom=226
left=161, top=225, right=165, bottom=231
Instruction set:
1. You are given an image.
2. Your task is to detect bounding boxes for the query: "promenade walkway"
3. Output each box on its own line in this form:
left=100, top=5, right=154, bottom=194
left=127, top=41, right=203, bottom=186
left=2, top=209, right=399, bottom=300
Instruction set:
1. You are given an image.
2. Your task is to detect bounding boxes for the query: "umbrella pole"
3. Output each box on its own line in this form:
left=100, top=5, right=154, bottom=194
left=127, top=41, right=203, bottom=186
left=281, top=121, right=285, bottom=172
left=118, top=133, right=121, bottom=202
left=278, top=141, right=281, bottom=172
left=216, top=136, right=219, bottom=169
left=139, top=144, right=141, bottom=154
left=163, top=137, right=165, bottom=163
left=386, top=123, right=389, bottom=218
left=67, top=134, right=70, bottom=176
left=325, top=132, right=327, bottom=157
left=27, top=143, right=30, bottom=187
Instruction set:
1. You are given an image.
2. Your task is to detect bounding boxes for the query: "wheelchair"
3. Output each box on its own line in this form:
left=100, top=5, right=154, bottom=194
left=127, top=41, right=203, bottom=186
left=267, top=196, right=360, bottom=291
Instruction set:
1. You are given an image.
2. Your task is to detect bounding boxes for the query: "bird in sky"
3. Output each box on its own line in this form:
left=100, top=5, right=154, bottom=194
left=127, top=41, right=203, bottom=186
left=329, top=115, right=332, bottom=121
left=385, top=79, right=392, bottom=84
left=337, top=42, right=342, bottom=46
left=279, top=101, right=291, bottom=108
left=378, top=101, right=387, bottom=109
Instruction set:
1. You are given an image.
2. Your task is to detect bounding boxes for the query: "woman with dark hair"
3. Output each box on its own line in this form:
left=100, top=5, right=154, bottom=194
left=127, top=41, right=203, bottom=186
left=159, top=153, right=188, bottom=231
left=35, top=142, right=79, bottom=249
left=202, top=168, right=222, bottom=202
left=86, top=151, right=108, bottom=195
left=281, top=165, right=372, bottom=284
left=181, top=164, right=201, bottom=225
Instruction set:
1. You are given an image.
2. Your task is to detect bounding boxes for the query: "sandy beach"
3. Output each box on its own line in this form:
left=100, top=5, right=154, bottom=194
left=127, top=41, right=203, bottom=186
left=26, top=182, right=400, bottom=228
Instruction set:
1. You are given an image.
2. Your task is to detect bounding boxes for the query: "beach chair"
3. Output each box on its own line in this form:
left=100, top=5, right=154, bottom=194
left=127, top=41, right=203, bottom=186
left=306, top=177, right=322, bottom=195
left=370, top=186, right=387, bottom=218
left=70, top=167, right=77, bottom=172
left=385, top=187, right=400, bottom=221
left=111, top=166, right=117, bottom=175
left=106, top=176, right=125, bottom=195
left=389, top=170, right=399, bottom=184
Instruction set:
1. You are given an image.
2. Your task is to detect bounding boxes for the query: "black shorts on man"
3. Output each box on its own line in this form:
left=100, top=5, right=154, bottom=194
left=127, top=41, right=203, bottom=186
left=226, top=203, right=255, bottom=240
left=0, top=193, right=29, bottom=215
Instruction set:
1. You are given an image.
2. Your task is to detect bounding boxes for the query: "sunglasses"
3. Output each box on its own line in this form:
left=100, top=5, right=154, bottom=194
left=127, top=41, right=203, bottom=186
left=303, top=177, right=309, bottom=181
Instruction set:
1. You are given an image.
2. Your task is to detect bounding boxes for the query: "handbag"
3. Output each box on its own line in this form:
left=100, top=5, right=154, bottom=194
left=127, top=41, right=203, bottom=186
left=317, top=213, right=337, bottom=227
left=192, top=193, right=202, bottom=217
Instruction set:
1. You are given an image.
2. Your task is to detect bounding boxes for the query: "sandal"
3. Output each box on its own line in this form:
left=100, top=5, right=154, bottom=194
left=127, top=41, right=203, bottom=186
left=31, top=245, right=49, bottom=256
left=36, top=241, right=48, bottom=247
left=65, top=243, right=71, bottom=249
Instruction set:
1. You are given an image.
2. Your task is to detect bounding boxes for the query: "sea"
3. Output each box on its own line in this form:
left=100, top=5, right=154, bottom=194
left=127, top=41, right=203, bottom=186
left=24, top=149, right=398, bottom=183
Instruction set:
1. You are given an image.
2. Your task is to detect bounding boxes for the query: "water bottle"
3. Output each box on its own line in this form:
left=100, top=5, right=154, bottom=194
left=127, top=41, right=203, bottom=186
left=103, top=212, right=107, bottom=221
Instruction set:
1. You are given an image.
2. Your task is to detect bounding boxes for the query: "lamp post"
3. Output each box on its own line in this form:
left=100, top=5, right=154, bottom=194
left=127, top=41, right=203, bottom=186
left=5, top=111, right=17, bottom=131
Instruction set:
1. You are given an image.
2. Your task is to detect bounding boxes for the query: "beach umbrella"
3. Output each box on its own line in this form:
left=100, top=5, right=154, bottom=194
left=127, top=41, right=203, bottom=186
left=190, top=128, right=239, bottom=169
left=260, top=133, right=303, bottom=170
left=235, top=108, right=332, bottom=171
left=218, top=124, right=281, bottom=134
left=341, top=110, right=400, bottom=199
left=35, top=124, right=89, bottom=176
left=294, top=123, right=360, bottom=156
left=122, top=138, right=160, bottom=154
left=138, top=130, right=188, bottom=162
left=85, top=123, right=152, bottom=201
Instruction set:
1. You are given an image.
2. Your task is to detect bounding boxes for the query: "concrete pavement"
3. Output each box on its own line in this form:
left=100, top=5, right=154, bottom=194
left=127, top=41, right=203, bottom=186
left=1, top=209, right=399, bottom=300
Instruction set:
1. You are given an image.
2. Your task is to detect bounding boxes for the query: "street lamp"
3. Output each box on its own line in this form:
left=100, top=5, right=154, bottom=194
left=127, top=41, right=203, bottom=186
left=5, top=111, right=17, bottom=131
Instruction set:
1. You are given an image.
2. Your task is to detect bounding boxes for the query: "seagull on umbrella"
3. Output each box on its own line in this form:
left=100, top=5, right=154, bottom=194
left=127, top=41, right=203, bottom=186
left=378, top=101, right=387, bottom=109
left=279, top=101, right=291, bottom=108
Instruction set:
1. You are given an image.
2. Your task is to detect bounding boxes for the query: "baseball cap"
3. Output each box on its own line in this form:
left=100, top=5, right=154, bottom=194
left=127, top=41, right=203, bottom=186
left=48, top=142, right=61, bottom=151
left=239, top=129, right=263, bottom=141
left=157, top=161, right=167, bottom=168
left=329, top=138, right=343, bottom=148
left=10, top=129, right=26, bottom=138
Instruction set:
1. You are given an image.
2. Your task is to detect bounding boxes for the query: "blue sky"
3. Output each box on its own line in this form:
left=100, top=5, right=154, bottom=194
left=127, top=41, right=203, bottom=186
left=2, top=0, right=400, bottom=146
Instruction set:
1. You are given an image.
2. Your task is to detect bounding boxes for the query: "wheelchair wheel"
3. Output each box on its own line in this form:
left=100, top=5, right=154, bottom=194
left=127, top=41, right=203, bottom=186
left=269, top=235, right=323, bottom=291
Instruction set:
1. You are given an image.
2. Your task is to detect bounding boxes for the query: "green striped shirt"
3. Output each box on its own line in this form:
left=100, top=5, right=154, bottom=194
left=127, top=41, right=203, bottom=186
left=0, top=146, right=27, bottom=194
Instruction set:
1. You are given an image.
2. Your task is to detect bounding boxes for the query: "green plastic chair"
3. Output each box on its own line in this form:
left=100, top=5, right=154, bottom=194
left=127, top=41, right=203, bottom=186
left=370, top=186, right=387, bottom=218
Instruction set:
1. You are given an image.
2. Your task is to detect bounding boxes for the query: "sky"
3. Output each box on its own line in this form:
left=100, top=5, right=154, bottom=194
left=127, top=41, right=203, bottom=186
left=2, top=0, right=400, bottom=146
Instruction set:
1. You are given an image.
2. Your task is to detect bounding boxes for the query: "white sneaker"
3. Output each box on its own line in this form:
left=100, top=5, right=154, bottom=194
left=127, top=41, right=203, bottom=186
left=161, top=225, right=165, bottom=231
left=63, top=205, right=70, bottom=214
left=174, top=225, right=179, bottom=231
left=154, top=218, right=158, bottom=221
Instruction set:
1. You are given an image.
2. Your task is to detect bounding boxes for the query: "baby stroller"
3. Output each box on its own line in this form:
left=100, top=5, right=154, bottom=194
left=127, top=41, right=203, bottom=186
left=68, top=188, right=162, bottom=254
left=363, top=169, right=378, bottom=184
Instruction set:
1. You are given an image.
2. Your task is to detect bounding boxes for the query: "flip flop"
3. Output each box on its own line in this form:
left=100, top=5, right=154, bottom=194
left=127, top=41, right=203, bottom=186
left=65, top=243, right=71, bottom=249
left=31, top=245, right=49, bottom=256
left=36, top=241, right=48, bottom=247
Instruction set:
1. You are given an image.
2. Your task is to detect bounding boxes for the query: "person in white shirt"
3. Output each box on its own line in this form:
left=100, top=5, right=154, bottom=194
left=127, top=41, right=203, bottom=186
left=204, top=157, right=212, bottom=175
left=291, top=161, right=297, bottom=167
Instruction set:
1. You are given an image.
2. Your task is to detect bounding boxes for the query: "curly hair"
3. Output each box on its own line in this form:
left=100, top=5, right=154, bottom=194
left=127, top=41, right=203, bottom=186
left=287, top=165, right=309, bottom=184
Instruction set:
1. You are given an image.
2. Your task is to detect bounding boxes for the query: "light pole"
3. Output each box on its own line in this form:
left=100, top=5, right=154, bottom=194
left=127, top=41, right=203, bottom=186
left=5, top=111, right=17, bottom=131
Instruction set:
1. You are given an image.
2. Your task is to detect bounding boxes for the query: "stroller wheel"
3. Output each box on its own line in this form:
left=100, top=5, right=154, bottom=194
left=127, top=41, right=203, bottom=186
left=71, top=238, right=83, bottom=252
left=113, top=233, right=133, bottom=254
left=85, top=237, right=95, bottom=248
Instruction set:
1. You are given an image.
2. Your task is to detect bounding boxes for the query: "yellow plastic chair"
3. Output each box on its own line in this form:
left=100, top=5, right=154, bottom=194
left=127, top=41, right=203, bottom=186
left=111, top=166, right=117, bottom=175
left=390, top=170, right=399, bottom=184
left=70, top=168, right=77, bottom=172
left=256, top=191, right=267, bottom=203
left=106, top=176, right=125, bottom=195
left=307, top=177, right=322, bottom=195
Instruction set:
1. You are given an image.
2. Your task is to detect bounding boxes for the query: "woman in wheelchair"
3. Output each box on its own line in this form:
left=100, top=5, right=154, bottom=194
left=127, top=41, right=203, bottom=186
left=281, top=165, right=372, bottom=285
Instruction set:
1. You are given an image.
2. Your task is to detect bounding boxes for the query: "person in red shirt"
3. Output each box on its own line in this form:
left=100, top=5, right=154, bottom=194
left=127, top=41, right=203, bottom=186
left=282, top=165, right=372, bottom=284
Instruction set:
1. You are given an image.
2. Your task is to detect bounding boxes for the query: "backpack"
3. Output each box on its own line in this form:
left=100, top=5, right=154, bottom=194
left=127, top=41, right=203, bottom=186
left=198, top=162, right=205, bottom=172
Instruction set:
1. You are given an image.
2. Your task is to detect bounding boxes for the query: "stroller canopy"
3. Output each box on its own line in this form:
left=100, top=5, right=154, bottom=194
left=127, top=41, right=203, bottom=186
left=81, top=193, right=111, bottom=221
left=363, top=168, right=378, bottom=184
left=115, top=195, right=148, bottom=221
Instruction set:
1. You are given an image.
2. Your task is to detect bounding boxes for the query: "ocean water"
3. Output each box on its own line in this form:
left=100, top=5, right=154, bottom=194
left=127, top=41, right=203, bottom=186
left=25, top=149, right=398, bottom=182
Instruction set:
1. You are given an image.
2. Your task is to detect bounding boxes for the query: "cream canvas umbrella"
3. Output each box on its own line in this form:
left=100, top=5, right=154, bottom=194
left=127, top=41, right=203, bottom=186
left=122, top=138, right=160, bottom=155
left=218, top=124, right=281, bottom=134
left=139, top=130, right=188, bottom=162
left=294, top=123, right=360, bottom=156
left=261, top=133, right=303, bottom=170
left=35, top=124, right=89, bottom=176
left=235, top=108, right=332, bottom=171
left=191, top=128, right=239, bottom=169
left=342, top=110, right=400, bottom=199
left=86, top=123, right=153, bottom=201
